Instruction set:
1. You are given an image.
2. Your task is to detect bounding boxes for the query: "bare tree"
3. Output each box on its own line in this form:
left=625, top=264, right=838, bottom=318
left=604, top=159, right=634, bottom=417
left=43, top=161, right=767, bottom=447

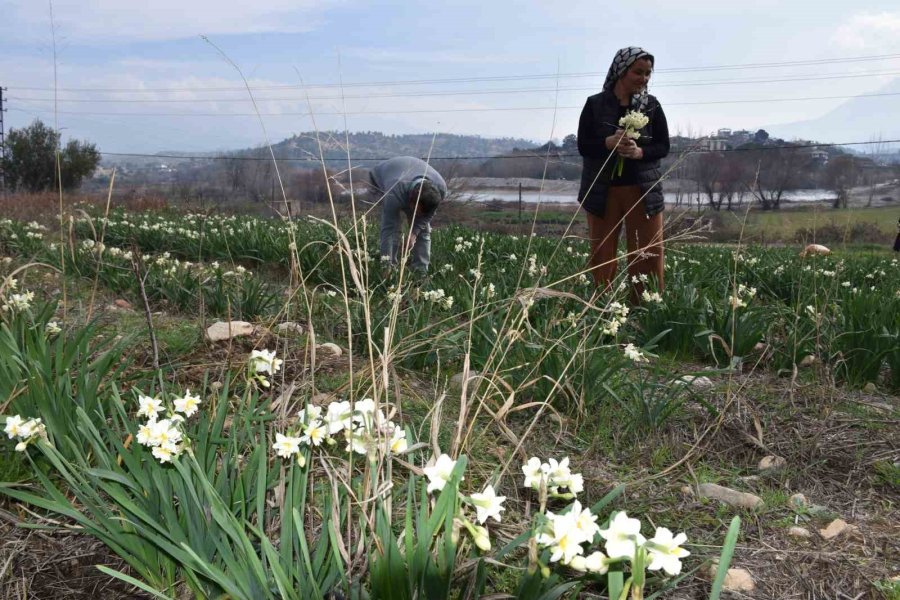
left=865, top=133, right=888, bottom=206
left=690, top=151, right=728, bottom=210
left=744, top=145, right=802, bottom=210
left=823, top=155, right=859, bottom=209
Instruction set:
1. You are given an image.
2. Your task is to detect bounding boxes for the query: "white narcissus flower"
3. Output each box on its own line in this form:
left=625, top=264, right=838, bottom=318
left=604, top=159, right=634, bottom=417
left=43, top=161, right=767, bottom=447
left=423, top=453, right=459, bottom=494
left=584, top=550, right=611, bottom=574
left=538, top=509, right=586, bottom=565
left=598, top=511, right=646, bottom=560
left=344, top=429, right=369, bottom=455
left=300, top=419, right=328, bottom=447
left=352, top=399, right=386, bottom=430
left=152, top=443, right=180, bottom=464
left=565, top=472, right=585, bottom=496
left=623, top=343, right=648, bottom=363
left=646, top=527, right=690, bottom=576
left=173, top=390, right=201, bottom=417
left=325, top=400, right=353, bottom=434
left=547, top=457, right=571, bottom=483
left=136, top=421, right=155, bottom=446
left=249, top=349, right=283, bottom=375
left=573, top=502, right=600, bottom=541
left=273, top=433, right=302, bottom=458
left=469, top=485, right=507, bottom=524
left=148, top=419, right=182, bottom=448
left=4, top=415, right=24, bottom=439
left=522, top=456, right=547, bottom=489
left=297, top=404, right=323, bottom=425
left=137, top=395, right=163, bottom=419
left=389, top=427, right=408, bottom=454
left=46, top=321, right=62, bottom=335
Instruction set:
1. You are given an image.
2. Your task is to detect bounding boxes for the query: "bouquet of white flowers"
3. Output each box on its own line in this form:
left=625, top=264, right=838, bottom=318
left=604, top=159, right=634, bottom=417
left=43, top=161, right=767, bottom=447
left=614, top=110, right=649, bottom=178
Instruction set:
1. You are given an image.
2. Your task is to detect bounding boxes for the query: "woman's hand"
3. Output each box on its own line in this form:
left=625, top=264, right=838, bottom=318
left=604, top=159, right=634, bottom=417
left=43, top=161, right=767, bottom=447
left=606, top=129, right=643, bottom=159
left=619, top=144, right=643, bottom=160
left=605, top=129, right=627, bottom=151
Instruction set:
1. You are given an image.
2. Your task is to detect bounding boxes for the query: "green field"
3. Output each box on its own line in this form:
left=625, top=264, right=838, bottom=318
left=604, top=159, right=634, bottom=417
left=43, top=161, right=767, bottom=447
left=1, top=207, right=898, bottom=599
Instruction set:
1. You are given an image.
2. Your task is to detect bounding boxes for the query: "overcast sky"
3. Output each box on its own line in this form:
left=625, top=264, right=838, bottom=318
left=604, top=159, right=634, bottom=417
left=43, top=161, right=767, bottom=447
left=2, top=0, right=899, bottom=154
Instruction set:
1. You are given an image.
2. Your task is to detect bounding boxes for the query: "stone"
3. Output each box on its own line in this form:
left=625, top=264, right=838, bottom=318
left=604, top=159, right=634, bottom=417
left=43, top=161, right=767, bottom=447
left=753, top=342, right=767, bottom=352
left=788, top=526, right=812, bottom=539
left=317, top=342, right=343, bottom=357
left=800, top=243, right=831, bottom=257
left=789, top=493, right=808, bottom=509
left=758, top=455, right=787, bottom=472
left=275, top=322, right=304, bottom=335
left=675, top=375, right=714, bottom=389
left=799, top=354, right=817, bottom=367
left=819, top=518, right=855, bottom=540
left=450, top=371, right=481, bottom=388
left=206, top=320, right=254, bottom=342
left=708, top=565, right=755, bottom=593
left=114, top=298, right=133, bottom=310
left=863, top=382, right=878, bottom=393
left=698, top=483, right=764, bottom=510
left=680, top=485, right=694, bottom=497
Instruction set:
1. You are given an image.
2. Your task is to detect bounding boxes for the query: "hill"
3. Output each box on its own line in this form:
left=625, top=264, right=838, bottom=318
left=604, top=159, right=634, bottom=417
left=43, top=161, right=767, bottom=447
left=767, top=78, right=900, bottom=148
left=228, top=131, right=540, bottom=164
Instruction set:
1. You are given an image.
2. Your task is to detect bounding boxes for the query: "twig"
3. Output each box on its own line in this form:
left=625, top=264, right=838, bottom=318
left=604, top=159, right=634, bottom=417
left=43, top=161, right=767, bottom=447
left=131, top=252, right=159, bottom=370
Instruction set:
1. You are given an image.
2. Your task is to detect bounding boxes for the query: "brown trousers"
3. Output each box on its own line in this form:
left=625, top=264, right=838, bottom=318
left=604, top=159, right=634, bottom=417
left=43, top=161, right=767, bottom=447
left=586, top=185, right=664, bottom=300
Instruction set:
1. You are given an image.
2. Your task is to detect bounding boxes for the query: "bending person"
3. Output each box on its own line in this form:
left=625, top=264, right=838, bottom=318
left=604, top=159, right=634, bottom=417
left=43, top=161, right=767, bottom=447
left=369, top=156, right=447, bottom=272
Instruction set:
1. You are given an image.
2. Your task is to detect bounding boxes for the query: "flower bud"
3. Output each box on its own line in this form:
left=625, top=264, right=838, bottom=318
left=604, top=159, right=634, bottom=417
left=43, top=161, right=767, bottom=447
left=567, top=555, right=587, bottom=572
left=15, top=441, right=28, bottom=452
left=472, top=525, right=491, bottom=552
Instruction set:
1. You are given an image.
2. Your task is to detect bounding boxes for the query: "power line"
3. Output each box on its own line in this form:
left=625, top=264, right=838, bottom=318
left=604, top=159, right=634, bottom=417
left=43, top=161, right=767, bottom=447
left=10, top=69, right=900, bottom=104
left=94, top=139, right=900, bottom=163
left=10, top=91, right=900, bottom=118
left=7, top=53, right=900, bottom=94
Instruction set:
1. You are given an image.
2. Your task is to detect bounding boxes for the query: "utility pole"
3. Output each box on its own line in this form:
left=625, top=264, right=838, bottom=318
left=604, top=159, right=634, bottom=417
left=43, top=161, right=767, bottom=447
left=0, top=86, right=7, bottom=193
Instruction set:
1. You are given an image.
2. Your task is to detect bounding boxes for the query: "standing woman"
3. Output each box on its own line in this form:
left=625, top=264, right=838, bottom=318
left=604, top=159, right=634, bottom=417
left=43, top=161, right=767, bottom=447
left=577, top=47, right=670, bottom=300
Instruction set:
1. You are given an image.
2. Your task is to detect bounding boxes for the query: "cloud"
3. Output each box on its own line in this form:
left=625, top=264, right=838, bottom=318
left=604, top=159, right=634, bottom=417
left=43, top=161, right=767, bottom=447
left=4, top=0, right=348, bottom=43
left=832, top=11, right=900, bottom=51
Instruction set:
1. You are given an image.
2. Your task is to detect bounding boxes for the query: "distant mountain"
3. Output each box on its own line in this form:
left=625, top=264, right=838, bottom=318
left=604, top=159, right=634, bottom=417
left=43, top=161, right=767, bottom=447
left=227, top=131, right=541, bottom=164
left=767, top=78, right=900, bottom=148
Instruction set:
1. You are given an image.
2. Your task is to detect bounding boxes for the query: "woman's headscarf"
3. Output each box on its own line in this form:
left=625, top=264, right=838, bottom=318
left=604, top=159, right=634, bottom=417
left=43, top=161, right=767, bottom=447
left=602, top=46, right=654, bottom=112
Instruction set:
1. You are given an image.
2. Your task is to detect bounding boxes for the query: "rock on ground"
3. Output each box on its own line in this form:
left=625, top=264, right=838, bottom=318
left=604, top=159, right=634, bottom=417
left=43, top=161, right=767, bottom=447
left=722, top=568, right=755, bottom=592
left=450, top=371, right=481, bottom=388
left=206, top=321, right=254, bottom=342
left=819, top=518, right=856, bottom=540
left=698, top=483, right=764, bottom=509
left=800, top=243, right=831, bottom=257
left=789, top=526, right=812, bottom=539
left=789, top=493, right=808, bottom=509
left=799, top=354, right=818, bottom=367
left=707, top=565, right=756, bottom=593
left=675, top=375, right=714, bottom=389
left=275, top=322, right=304, bottom=335
left=758, top=455, right=786, bottom=472
left=317, top=342, right=343, bottom=357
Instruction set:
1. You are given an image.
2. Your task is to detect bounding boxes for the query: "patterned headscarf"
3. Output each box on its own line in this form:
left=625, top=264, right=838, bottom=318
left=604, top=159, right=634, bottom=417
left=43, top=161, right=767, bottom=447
left=602, top=46, right=654, bottom=112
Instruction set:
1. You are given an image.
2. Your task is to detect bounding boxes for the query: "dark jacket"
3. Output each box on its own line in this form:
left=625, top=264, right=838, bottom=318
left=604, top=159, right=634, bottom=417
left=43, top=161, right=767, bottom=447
left=577, top=90, right=670, bottom=218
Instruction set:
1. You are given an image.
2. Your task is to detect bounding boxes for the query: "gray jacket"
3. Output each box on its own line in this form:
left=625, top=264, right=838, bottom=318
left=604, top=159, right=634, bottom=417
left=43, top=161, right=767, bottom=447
left=370, top=157, right=447, bottom=269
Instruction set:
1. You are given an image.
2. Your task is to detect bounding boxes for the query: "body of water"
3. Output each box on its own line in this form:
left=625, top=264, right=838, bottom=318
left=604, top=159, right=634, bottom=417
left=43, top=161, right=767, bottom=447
left=462, top=189, right=838, bottom=205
